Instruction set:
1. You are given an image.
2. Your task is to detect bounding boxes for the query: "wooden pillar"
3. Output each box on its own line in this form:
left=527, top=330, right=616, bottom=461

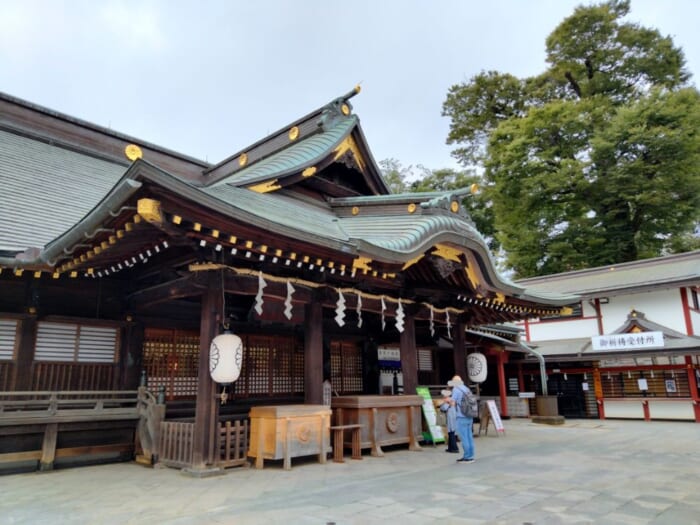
left=686, top=356, right=700, bottom=422
left=120, top=321, right=144, bottom=390
left=14, top=315, right=37, bottom=391
left=497, top=351, right=508, bottom=417
left=304, top=301, right=323, bottom=404
left=399, top=314, right=418, bottom=395
left=593, top=367, right=605, bottom=419
left=452, top=318, right=467, bottom=381
left=192, top=273, right=220, bottom=469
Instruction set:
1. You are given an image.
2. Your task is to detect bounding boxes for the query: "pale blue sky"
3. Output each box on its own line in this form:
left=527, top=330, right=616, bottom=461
left=1, top=0, right=697, bottom=171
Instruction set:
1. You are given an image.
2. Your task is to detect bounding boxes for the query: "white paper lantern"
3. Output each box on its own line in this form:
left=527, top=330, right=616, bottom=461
left=467, top=352, right=487, bottom=383
left=209, top=332, right=243, bottom=385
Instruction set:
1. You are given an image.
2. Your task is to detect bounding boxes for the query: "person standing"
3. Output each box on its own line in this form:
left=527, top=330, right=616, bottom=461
left=448, top=375, right=475, bottom=463
left=438, top=389, right=459, bottom=453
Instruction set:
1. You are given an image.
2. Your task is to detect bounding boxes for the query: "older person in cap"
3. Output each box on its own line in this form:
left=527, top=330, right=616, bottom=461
left=438, top=388, right=458, bottom=453
left=447, top=375, right=476, bottom=463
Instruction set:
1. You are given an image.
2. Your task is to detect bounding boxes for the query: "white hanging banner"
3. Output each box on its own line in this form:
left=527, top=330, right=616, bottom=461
left=356, top=293, right=363, bottom=328
left=283, top=281, right=295, bottom=320
left=335, top=289, right=346, bottom=327
left=429, top=306, right=435, bottom=338
left=254, top=271, right=267, bottom=315
left=446, top=310, right=451, bottom=338
left=381, top=296, right=387, bottom=331
left=395, top=299, right=405, bottom=333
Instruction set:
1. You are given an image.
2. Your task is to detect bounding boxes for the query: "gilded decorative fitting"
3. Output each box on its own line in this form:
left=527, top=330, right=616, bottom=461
left=341, top=103, right=351, bottom=116
left=407, top=203, right=416, bottom=214
left=172, top=215, right=182, bottom=225
left=137, top=198, right=164, bottom=225
left=193, top=223, right=202, bottom=232
left=212, top=229, right=220, bottom=238
left=450, top=201, right=459, bottom=213
left=33, top=271, right=42, bottom=279
left=470, top=183, right=479, bottom=195
left=124, top=144, right=143, bottom=161
left=288, top=126, right=300, bottom=141
left=302, top=166, right=317, bottom=177
left=239, top=153, right=248, bottom=167
left=351, top=206, right=360, bottom=216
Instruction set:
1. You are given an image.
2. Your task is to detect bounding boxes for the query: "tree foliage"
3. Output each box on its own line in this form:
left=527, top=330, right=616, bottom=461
left=442, top=0, right=700, bottom=277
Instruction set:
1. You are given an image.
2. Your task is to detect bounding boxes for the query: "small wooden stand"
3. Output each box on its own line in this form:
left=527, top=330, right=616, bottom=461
left=330, top=424, right=363, bottom=463
left=478, top=400, right=505, bottom=437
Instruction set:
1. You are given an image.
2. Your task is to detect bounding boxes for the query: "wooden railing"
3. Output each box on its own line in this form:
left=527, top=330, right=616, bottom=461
left=218, top=419, right=249, bottom=468
left=30, top=362, right=116, bottom=391
left=0, top=390, right=141, bottom=472
left=157, top=419, right=250, bottom=470
left=158, top=421, right=194, bottom=469
left=0, top=362, right=13, bottom=391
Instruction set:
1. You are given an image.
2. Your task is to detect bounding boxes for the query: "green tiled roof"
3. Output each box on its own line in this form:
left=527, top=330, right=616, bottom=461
left=210, top=115, right=358, bottom=188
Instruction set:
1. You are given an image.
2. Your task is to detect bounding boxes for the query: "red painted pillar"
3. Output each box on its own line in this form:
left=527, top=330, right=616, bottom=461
left=642, top=400, right=651, bottom=421
left=593, top=368, right=605, bottom=419
left=686, top=356, right=700, bottom=423
left=497, top=351, right=508, bottom=417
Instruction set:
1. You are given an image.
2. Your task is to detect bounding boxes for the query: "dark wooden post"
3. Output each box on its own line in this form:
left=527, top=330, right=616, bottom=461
left=452, top=318, right=467, bottom=381
left=192, top=273, right=220, bottom=470
left=14, top=315, right=37, bottom=391
left=120, top=321, right=144, bottom=390
left=399, top=314, right=418, bottom=394
left=304, top=301, right=323, bottom=404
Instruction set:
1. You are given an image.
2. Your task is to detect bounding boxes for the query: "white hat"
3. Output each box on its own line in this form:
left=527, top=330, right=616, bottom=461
left=447, top=375, right=464, bottom=387
left=440, top=389, right=452, bottom=397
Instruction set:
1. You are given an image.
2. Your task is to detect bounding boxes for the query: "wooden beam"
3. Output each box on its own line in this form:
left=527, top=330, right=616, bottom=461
left=127, top=274, right=206, bottom=308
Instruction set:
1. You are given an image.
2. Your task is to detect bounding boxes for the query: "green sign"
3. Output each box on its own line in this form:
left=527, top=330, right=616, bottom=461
left=416, top=386, right=445, bottom=444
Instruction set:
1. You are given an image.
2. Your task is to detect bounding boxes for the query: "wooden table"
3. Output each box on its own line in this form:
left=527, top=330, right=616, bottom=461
left=331, top=395, right=423, bottom=457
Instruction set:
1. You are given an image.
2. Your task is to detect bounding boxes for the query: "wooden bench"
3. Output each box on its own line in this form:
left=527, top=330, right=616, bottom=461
left=330, top=424, right=363, bottom=463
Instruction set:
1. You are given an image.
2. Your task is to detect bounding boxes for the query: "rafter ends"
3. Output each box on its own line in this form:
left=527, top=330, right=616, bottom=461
left=431, top=244, right=462, bottom=263
left=352, top=256, right=372, bottom=272
left=333, top=136, right=366, bottom=171
left=248, top=179, right=282, bottom=193
left=137, top=198, right=163, bottom=225
left=401, top=254, right=424, bottom=271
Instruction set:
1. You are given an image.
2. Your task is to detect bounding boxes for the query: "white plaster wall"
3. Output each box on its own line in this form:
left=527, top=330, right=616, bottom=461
left=527, top=317, right=599, bottom=341
left=690, top=308, right=700, bottom=335
left=522, top=287, right=690, bottom=342
left=599, top=288, right=685, bottom=334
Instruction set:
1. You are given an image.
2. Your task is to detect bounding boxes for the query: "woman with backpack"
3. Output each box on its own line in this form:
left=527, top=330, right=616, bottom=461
left=447, top=375, right=476, bottom=463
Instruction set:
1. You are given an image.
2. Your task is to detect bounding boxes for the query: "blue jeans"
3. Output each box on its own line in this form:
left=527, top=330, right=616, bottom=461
left=456, top=416, right=474, bottom=460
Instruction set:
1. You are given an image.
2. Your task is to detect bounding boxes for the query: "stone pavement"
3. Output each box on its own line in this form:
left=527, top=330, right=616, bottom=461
left=2, top=418, right=699, bottom=525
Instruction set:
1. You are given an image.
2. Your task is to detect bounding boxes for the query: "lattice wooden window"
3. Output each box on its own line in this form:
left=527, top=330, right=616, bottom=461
left=418, top=349, right=433, bottom=371
left=237, top=334, right=302, bottom=398
left=143, top=329, right=199, bottom=400
left=600, top=370, right=690, bottom=398
left=330, top=341, right=363, bottom=394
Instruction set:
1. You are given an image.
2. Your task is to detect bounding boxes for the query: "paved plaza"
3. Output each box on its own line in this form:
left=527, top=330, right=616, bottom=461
left=2, top=418, right=699, bottom=524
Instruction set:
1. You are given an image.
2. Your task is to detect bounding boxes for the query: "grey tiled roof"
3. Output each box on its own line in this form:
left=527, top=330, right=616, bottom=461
left=0, top=129, right=127, bottom=252
left=517, top=250, right=700, bottom=296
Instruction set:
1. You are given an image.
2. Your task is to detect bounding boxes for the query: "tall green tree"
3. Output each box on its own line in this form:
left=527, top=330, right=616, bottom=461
left=443, top=0, right=700, bottom=277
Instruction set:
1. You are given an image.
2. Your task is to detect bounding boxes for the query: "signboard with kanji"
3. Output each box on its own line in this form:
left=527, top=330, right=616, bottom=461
left=591, top=331, right=664, bottom=352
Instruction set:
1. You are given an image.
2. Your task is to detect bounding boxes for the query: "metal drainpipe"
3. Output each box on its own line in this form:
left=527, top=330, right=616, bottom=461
left=521, top=343, right=548, bottom=396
